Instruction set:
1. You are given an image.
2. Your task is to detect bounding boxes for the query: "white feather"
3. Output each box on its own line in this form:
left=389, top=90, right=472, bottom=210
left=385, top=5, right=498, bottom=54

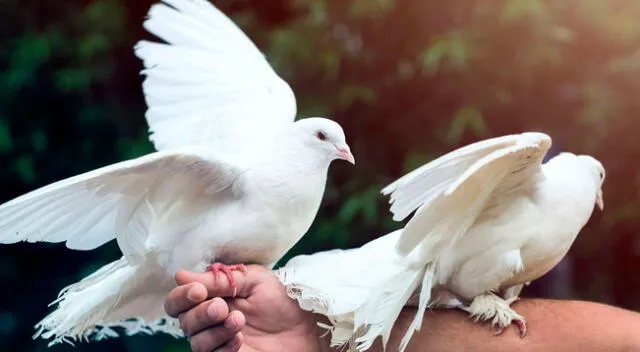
left=135, top=0, right=297, bottom=152
left=34, top=257, right=181, bottom=346
left=383, top=132, right=552, bottom=258
left=0, top=148, right=243, bottom=264
left=380, top=132, right=604, bottom=345
left=275, top=231, right=429, bottom=352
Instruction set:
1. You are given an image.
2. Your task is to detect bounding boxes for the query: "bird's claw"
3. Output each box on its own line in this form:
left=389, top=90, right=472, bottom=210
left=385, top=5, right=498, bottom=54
left=515, top=318, right=527, bottom=338
left=206, top=263, right=248, bottom=297
left=493, top=318, right=527, bottom=338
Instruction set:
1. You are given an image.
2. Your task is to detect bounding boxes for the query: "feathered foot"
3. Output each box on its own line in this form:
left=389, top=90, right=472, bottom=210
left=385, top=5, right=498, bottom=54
left=206, top=263, right=248, bottom=297
left=461, top=293, right=527, bottom=338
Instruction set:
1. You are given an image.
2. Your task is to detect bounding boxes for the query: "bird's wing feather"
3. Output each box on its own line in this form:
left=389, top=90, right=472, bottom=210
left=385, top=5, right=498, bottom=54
left=0, top=148, right=244, bottom=264
left=382, top=133, right=552, bottom=257
left=135, top=0, right=296, bottom=152
left=381, top=134, right=534, bottom=222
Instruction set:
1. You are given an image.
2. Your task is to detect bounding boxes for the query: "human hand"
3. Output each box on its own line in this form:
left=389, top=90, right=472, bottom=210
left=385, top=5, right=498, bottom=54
left=165, top=265, right=327, bottom=352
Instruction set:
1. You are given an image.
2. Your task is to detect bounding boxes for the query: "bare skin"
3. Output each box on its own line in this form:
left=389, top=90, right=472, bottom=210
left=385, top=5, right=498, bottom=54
left=166, top=265, right=640, bottom=352
left=167, top=266, right=325, bottom=352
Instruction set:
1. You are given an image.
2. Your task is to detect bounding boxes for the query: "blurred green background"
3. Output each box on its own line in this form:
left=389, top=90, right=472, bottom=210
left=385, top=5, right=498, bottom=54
left=1, top=0, right=639, bottom=351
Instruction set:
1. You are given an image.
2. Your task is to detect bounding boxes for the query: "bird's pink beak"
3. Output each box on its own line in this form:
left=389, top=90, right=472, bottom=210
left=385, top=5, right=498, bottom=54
left=335, top=144, right=355, bottom=165
left=596, top=189, right=604, bottom=211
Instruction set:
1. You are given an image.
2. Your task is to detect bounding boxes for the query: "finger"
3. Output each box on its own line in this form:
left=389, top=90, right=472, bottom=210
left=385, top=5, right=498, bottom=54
left=215, top=332, right=244, bottom=352
left=175, top=265, right=268, bottom=298
left=188, top=311, right=246, bottom=352
left=165, top=282, right=208, bottom=318
left=179, top=297, right=229, bottom=337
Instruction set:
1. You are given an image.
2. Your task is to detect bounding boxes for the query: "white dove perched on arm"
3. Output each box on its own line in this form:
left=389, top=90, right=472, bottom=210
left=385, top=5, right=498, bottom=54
left=0, top=0, right=354, bottom=345
left=382, top=132, right=605, bottom=338
left=277, top=132, right=605, bottom=352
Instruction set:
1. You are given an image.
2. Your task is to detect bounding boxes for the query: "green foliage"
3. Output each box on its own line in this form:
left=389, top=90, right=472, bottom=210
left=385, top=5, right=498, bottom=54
left=2, top=0, right=640, bottom=350
left=420, top=32, right=472, bottom=75
left=0, top=120, right=13, bottom=153
left=337, top=85, right=377, bottom=108
left=349, top=0, right=394, bottom=18
left=14, top=156, right=36, bottom=184
left=447, top=107, right=489, bottom=144
left=500, top=0, right=547, bottom=23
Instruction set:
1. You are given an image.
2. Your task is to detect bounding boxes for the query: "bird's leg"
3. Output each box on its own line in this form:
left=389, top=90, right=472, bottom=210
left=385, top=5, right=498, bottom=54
left=500, top=283, right=524, bottom=301
left=430, top=287, right=468, bottom=308
left=206, top=263, right=248, bottom=297
left=460, top=293, right=527, bottom=338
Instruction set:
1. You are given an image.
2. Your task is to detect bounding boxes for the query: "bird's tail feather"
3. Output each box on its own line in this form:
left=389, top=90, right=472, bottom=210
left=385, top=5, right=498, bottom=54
left=34, top=257, right=181, bottom=346
left=397, top=262, right=436, bottom=352
left=275, top=230, right=432, bottom=352
left=362, top=264, right=426, bottom=352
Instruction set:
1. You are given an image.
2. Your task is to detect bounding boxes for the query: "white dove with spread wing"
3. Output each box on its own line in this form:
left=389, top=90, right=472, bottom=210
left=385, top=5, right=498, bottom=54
left=382, top=132, right=604, bottom=338
left=0, top=0, right=354, bottom=345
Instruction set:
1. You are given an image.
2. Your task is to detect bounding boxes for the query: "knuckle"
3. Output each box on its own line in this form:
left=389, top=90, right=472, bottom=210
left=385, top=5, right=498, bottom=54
left=208, top=298, right=228, bottom=320
left=165, top=285, right=191, bottom=317
left=181, top=307, right=203, bottom=336
left=195, top=302, right=210, bottom=323
left=190, top=337, right=209, bottom=352
left=228, top=334, right=243, bottom=351
left=179, top=299, right=230, bottom=337
left=190, top=329, right=225, bottom=352
left=164, top=296, right=178, bottom=317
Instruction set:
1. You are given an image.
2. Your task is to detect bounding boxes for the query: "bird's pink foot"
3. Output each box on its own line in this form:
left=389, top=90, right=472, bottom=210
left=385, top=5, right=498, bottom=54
left=206, top=263, right=248, bottom=297
left=494, top=318, right=527, bottom=338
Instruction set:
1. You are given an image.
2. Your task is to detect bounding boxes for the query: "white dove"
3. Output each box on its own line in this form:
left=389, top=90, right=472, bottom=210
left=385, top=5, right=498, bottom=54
left=381, top=132, right=605, bottom=338
left=278, top=132, right=605, bottom=352
left=0, top=0, right=354, bottom=345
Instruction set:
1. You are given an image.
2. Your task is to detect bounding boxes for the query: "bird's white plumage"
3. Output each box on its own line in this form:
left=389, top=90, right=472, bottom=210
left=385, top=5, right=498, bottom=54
left=0, top=0, right=353, bottom=345
left=275, top=230, right=431, bottom=352
left=381, top=133, right=545, bottom=220
left=382, top=132, right=551, bottom=258
left=135, top=0, right=297, bottom=152
left=0, top=148, right=243, bottom=263
left=379, top=132, right=604, bottom=344
left=284, top=132, right=604, bottom=350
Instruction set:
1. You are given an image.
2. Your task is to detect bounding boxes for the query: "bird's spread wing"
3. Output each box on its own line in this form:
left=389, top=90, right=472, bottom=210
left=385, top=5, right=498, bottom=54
left=382, top=132, right=552, bottom=257
left=0, top=148, right=244, bottom=264
left=135, top=0, right=297, bottom=152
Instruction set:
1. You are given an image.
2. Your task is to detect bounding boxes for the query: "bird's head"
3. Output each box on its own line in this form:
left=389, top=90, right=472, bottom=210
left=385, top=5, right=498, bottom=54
left=291, top=118, right=355, bottom=165
left=577, top=154, right=605, bottom=211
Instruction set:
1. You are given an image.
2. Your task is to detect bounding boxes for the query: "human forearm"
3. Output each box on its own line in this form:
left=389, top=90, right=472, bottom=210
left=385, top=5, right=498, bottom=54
left=362, top=299, right=640, bottom=352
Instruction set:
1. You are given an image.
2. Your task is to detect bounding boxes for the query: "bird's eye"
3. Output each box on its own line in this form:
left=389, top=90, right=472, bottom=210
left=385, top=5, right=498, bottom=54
left=316, top=131, right=327, bottom=141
